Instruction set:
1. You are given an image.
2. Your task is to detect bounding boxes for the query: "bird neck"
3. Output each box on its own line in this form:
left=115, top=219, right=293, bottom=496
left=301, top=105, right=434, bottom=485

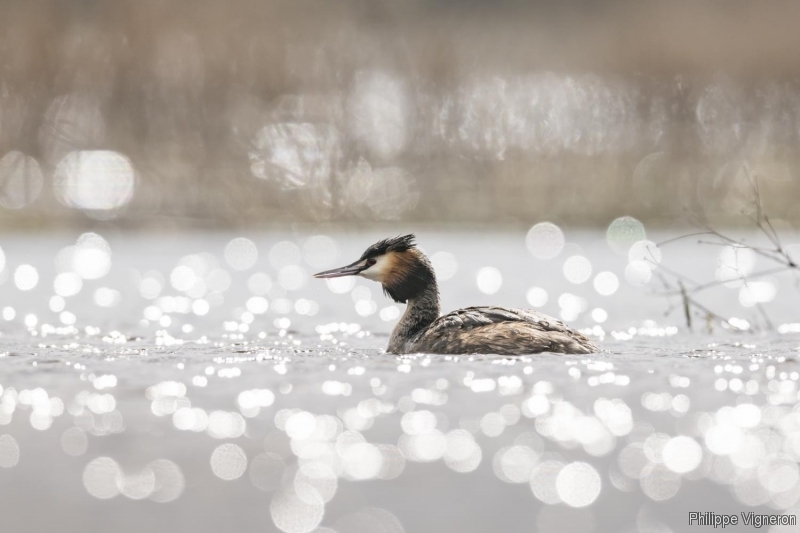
left=388, top=281, right=441, bottom=353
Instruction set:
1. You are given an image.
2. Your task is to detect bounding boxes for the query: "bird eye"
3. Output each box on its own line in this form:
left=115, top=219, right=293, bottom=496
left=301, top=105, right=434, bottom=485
left=366, top=258, right=377, bottom=267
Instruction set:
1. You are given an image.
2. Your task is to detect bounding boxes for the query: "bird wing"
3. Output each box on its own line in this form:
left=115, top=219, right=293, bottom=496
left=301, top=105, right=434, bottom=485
left=410, top=306, right=596, bottom=355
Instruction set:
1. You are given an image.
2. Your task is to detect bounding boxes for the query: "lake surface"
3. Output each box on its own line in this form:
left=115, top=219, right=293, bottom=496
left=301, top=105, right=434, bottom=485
left=0, top=229, right=798, bottom=533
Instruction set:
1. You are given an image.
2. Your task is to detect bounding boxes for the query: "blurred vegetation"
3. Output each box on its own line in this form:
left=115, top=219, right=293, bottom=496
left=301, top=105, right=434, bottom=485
left=2, top=0, right=800, bottom=229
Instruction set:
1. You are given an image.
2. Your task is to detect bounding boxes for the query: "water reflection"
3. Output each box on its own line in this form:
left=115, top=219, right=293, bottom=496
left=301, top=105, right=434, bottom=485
left=0, top=434, right=19, bottom=468
left=0, top=229, right=799, bottom=532
left=225, top=238, right=258, bottom=271
left=13, top=264, right=38, bottom=291
left=526, top=223, right=565, bottom=260
left=210, top=443, right=248, bottom=480
left=607, top=217, right=646, bottom=256
left=270, top=485, right=325, bottom=533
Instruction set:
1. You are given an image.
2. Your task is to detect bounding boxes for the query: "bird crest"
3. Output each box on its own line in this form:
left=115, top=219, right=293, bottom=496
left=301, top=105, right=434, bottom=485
left=359, top=234, right=416, bottom=260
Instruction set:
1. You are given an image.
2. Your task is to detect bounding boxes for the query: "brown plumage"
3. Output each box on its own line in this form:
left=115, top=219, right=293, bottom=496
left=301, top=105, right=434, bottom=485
left=314, top=235, right=598, bottom=356
left=407, top=306, right=595, bottom=355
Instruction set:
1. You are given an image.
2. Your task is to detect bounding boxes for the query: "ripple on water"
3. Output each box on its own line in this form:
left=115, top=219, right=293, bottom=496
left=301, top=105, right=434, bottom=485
left=0, top=232, right=799, bottom=531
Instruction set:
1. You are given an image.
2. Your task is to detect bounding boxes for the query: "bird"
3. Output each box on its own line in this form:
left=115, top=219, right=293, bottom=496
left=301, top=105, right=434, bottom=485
left=313, top=234, right=597, bottom=355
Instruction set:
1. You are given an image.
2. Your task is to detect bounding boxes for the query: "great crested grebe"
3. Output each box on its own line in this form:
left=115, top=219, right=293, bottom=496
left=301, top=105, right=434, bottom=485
left=314, top=235, right=597, bottom=355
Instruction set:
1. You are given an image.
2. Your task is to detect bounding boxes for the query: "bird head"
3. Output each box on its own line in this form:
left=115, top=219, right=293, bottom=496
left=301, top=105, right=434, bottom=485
left=313, top=234, right=435, bottom=303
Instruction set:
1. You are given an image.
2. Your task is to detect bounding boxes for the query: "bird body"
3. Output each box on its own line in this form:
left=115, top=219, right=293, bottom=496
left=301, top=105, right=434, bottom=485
left=314, top=235, right=597, bottom=356
left=395, top=306, right=596, bottom=355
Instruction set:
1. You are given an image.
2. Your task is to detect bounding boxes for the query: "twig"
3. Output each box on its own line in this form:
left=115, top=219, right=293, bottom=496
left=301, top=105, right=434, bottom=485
left=658, top=266, right=790, bottom=297
left=679, top=281, right=692, bottom=330
left=756, top=303, right=774, bottom=331
left=652, top=164, right=798, bottom=332
left=655, top=232, right=717, bottom=247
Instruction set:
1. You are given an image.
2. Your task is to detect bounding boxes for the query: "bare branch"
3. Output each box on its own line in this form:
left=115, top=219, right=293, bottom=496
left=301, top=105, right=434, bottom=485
left=651, top=163, right=797, bottom=333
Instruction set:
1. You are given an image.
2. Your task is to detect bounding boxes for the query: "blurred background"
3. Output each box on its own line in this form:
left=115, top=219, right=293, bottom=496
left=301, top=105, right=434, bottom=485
left=4, top=0, right=800, bottom=230
left=4, top=5, right=800, bottom=533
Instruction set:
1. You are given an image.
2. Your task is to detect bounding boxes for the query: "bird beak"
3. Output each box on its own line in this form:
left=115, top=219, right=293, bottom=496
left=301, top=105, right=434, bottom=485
left=313, top=260, right=366, bottom=279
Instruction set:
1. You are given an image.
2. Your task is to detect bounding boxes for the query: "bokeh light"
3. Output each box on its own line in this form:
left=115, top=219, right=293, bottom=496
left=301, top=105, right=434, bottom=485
left=716, top=246, right=756, bottom=286
left=83, top=457, right=122, bottom=499
left=607, top=217, right=646, bottom=255
left=430, top=251, right=459, bottom=281
left=225, top=238, right=258, bottom=271
left=556, top=462, right=602, bottom=507
left=563, top=256, right=592, bottom=284
left=476, top=267, right=503, bottom=294
left=628, top=240, right=662, bottom=269
left=662, top=436, right=702, bottom=474
left=210, top=443, right=248, bottom=480
left=61, top=428, right=88, bottom=457
left=73, top=233, right=112, bottom=279
left=0, top=435, right=20, bottom=468
left=54, top=151, right=135, bottom=216
left=148, top=459, right=185, bottom=503
left=526, top=287, right=548, bottom=307
left=739, top=281, right=777, bottom=307
left=530, top=460, right=565, bottom=504
left=593, top=272, right=619, bottom=295
left=14, top=264, right=38, bottom=291
left=270, top=486, right=325, bottom=533
left=526, top=223, right=565, bottom=260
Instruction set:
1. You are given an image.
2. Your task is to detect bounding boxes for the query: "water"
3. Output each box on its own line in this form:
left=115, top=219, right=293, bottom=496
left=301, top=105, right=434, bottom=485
left=0, top=230, right=799, bottom=533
